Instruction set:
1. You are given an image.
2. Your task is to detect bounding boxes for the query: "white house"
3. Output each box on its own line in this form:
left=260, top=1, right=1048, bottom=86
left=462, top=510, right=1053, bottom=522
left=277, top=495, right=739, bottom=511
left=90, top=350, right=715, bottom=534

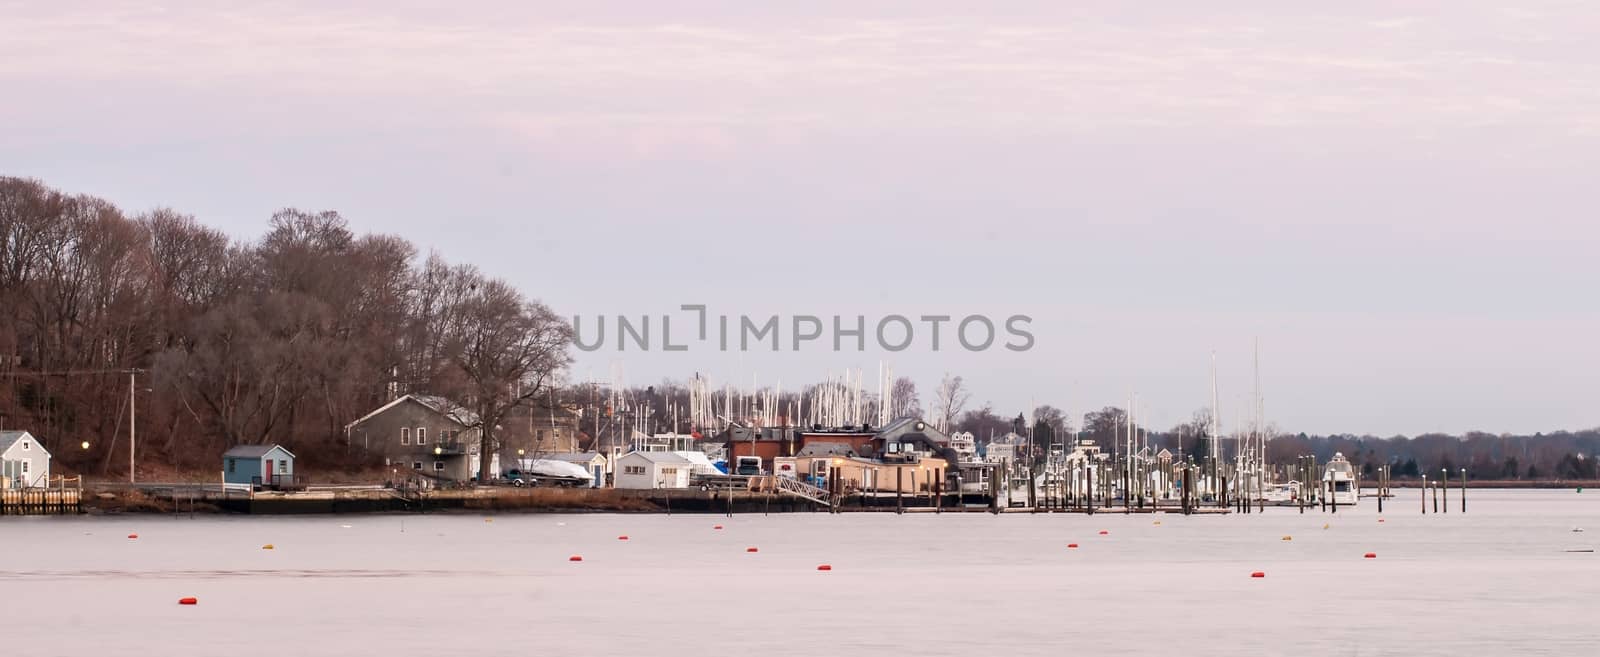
left=614, top=451, right=694, bottom=489
left=1, top=431, right=51, bottom=489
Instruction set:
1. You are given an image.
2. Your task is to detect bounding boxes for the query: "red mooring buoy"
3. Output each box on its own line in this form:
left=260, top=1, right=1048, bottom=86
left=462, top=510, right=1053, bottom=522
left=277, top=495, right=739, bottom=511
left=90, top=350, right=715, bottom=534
left=569, top=555, right=583, bottom=562
left=1364, top=552, right=1377, bottom=559
left=1250, top=571, right=1266, bottom=578
left=817, top=564, right=833, bottom=571
left=1098, top=530, right=1109, bottom=535
left=178, top=597, right=198, bottom=605
left=127, top=534, right=139, bottom=539
left=618, top=535, right=629, bottom=541
left=713, top=525, right=724, bottom=530
left=1067, top=543, right=1079, bottom=549
left=746, top=547, right=759, bottom=553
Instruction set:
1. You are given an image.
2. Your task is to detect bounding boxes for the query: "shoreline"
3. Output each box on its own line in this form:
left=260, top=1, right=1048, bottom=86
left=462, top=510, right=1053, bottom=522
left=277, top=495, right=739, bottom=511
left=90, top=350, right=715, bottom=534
left=52, top=480, right=1598, bottom=516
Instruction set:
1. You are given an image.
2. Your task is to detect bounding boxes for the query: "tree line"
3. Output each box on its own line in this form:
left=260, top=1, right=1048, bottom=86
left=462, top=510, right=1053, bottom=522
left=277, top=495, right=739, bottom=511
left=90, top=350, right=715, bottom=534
left=1, top=177, right=569, bottom=479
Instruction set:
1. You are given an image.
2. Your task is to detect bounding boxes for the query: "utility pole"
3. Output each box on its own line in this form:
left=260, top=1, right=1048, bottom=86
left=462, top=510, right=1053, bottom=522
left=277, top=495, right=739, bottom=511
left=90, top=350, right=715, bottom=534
left=129, top=370, right=137, bottom=484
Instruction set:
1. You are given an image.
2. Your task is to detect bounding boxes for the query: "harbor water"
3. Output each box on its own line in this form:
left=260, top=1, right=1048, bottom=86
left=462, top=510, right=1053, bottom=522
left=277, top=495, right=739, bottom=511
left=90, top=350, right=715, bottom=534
left=1, top=489, right=1595, bottom=656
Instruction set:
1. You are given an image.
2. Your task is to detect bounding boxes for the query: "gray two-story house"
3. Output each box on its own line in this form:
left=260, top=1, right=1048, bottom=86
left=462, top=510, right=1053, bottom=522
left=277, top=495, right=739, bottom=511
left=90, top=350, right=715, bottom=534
left=345, top=394, right=495, bottom=482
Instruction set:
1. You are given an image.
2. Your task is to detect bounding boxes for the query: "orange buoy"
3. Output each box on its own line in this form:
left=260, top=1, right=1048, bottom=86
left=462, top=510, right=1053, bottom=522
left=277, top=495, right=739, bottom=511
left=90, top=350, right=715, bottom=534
left=816, top=564, right=832, bottom=571
left=746, top=547, right=759, bottom=553
left=261, top=544, right=274, bottom=550
left=1364, top=552, right=1377, bottom=559
left=618, top=535, right=629, bottom=541
left=1250, top=571, right=1265, bottom=578
left=178, top=597, right=198, bottom=605
left=127, top=534, right=138, bottom=539
left=1067, top=543, right=1079, bottom=549
left=569, top=555, right=583, bottom=562
left=1098, top=530, right=1109, bottom=535
left=1281, top=536, right=1293, bottom=541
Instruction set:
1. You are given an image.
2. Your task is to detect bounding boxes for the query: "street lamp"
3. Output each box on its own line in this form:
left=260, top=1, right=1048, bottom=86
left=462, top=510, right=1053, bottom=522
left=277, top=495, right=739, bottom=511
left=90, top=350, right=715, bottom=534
left=80, top=441, right=90, bottom=450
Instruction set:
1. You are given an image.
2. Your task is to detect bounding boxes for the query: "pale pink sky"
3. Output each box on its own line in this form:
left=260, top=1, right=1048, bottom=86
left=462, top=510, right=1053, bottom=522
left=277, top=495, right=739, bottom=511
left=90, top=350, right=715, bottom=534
left=2, top=1, right=1597, bottom=435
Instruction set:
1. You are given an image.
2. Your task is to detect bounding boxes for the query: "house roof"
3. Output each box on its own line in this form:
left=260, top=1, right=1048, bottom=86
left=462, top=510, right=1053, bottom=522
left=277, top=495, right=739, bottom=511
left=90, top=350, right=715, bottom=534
left=224, top=444, right=295, bottom=459
left=0, top=430, right=48, bottom=456
left=621, top=451, right=691, bottom=464
left=344, top=393, right=479, bottom=431
left=796, top=441, right=857, bottom=457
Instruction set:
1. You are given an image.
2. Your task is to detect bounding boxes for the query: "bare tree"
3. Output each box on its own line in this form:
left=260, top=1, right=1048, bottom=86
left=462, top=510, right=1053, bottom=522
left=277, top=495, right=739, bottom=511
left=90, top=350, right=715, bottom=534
left=889, top=376, right=920, bottom=419
left=932, top=373, right=969, bottom=433
left=440, top=276, right=573, bottom=481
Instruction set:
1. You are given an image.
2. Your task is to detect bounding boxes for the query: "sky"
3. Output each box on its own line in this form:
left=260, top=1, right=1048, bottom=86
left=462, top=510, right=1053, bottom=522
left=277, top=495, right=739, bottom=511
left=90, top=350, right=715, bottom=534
left=2, top=1, right=1597, bottom=437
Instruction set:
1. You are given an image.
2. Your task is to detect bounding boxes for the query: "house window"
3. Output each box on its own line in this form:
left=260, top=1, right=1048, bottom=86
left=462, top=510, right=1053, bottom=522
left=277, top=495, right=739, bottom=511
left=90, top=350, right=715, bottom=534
left=227, top=459, right=236, bottom=473
left=278, top=460, right=288, bottom=474
left=662, top=467, right=677, bottom=475
left=418, top=428, right=427, bottom=444
left=401, top=428, right=411, bottom=445
left=624, top=466, right=645, bottom=475
left=412, top=462, right=422, bottom=470
left=537, top=430, right=545, bottom=441
left=21, top=441, right=29, bottom=451
left=433, top=461, right=445, bottom=471
left=21, top=461, right=30, bottom=473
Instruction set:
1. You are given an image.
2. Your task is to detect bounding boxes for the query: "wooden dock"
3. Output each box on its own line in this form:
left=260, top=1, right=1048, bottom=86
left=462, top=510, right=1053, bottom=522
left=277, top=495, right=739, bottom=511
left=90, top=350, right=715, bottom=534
left=1, top=487, right=82, bottom=515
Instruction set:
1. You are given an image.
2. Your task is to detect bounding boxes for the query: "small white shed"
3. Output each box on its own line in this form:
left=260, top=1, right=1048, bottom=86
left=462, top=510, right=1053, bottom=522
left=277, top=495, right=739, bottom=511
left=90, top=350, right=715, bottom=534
left=0, top=431, right=51, bottom=489
left=613, top=451, right=694, bottom=489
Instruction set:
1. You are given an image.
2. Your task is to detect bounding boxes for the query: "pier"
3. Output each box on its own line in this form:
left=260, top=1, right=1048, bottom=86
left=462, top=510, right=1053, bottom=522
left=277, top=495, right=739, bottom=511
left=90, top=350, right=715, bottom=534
left=1, top=476, right=83, bottom=515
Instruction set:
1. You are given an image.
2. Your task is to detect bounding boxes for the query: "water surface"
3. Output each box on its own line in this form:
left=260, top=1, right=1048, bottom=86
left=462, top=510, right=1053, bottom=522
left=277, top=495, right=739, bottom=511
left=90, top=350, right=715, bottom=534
left=2, top=489, right=1595, bottom=656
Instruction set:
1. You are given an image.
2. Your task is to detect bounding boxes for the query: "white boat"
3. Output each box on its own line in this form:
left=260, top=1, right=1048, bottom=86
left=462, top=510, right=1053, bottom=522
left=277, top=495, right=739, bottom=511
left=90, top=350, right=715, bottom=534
left=1263, top=481, right=1299, bottom=503
left=1322, top=453, right=1358, bottom=505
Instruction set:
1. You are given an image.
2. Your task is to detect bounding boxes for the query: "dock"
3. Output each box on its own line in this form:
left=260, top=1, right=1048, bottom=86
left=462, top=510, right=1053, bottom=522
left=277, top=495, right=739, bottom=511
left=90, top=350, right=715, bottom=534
left=1, top=482, right=82, bottom=515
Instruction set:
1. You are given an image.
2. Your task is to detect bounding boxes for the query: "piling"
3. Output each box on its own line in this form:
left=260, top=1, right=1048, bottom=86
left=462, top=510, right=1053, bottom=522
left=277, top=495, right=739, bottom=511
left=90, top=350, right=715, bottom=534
left=1420, top=475, right=1427, bottom=514
left=1441, top=470, right=1448, bottom=514
left=1376, top=465, right=1384, bottom=514
left=1085, top=462, right=1094, bottom=515
left=1460, top=469, right=1467, bottom=513
left=896, top=468, right=904, bottom=514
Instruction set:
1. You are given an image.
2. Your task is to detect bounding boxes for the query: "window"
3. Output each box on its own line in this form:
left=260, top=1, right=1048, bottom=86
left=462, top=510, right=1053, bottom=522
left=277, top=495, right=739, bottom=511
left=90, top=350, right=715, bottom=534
left=21, top=461, right=29, bottom=474
left=227, top=459, right=236, bottom=474
left=537, top=430, right=546, bottom=441
left=412, top=462, right=423, bottom=470
left=401, top=428, right=411, bottom=445
left=21, top=440, right=29, bottom=451
left=623, top=465, right=645, bottom=475
left=418, top=428, right=427, bottom=444
left=278, top=460, right=288, bottom=474
left=662, top=467, right=677, bottom=475
left=433, top=461, right=445, bottom=471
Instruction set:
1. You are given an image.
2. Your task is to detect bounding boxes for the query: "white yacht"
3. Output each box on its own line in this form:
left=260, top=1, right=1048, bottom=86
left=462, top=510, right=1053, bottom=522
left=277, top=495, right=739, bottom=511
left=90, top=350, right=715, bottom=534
left=1322, top=453, right=1359, bottom=505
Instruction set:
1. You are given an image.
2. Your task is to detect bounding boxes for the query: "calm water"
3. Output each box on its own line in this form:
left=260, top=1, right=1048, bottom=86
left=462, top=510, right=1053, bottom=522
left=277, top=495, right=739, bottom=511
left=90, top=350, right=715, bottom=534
left=1, top=489, right=1596, bottom=656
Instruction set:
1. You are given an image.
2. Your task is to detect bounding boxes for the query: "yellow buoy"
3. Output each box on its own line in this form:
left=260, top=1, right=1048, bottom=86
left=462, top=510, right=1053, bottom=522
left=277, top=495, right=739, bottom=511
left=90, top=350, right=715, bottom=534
left=1322, top=523, right=1330, bottom=530
left=1281, top=535, right=1292, bottom=541
left=262, top=544, right=275, bottom=550
left=484, top=518, right=493, bottom=523
left=1152, top=521, right=1162, bottom=526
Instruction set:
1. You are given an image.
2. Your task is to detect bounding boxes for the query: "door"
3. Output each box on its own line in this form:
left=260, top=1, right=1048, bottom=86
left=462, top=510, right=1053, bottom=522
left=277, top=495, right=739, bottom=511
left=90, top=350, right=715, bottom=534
left=264, top=459, right=274, bottom=484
